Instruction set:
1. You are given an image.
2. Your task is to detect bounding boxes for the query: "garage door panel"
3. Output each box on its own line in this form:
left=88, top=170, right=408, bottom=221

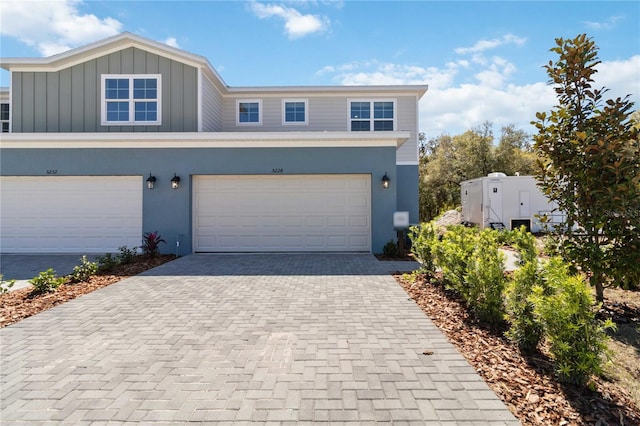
left=1, top=176, right=142, bottom=253
left=194, top=174, right=371, bottom=252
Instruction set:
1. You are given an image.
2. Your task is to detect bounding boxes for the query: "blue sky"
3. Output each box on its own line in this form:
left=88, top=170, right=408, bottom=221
left=1, top=0, right=638, bottom=138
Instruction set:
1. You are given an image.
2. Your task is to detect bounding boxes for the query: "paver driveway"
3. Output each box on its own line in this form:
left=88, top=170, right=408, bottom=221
left=0, top=254, right=519, bottom=424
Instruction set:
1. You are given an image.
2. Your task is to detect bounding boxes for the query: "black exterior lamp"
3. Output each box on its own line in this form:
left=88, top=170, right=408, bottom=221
left=171, top=174, right=181, bottom=189
left=146, top=174, right=156, bottom=190
left=381, top=172, right=391, bottom=189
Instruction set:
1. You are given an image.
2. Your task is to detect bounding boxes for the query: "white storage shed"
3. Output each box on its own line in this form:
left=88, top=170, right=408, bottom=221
left=460, top=173, right=560, bottom=232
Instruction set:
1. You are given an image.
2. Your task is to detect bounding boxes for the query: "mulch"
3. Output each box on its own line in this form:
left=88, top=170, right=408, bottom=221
left=0, top=255, right=175, bottom=328
left=395, top=272, right=640, bottom=426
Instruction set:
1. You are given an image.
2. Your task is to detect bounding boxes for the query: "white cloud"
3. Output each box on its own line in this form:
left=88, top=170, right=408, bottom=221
left=454, top=34, right=526, bottom=55
left=317, top=53, right=638, bottom=139
left=0, top=0, right=122, bottom=56
left=164, top=37, right=180, bottom=48
left=249, top=1, right=328, bottom=39
left=584, top=15, right=624, bottom=31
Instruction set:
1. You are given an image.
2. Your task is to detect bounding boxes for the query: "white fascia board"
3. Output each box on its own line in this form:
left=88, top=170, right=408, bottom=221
left=227, top=85, right=428, bottom=98
left=0, top=131, right=410, bottom=149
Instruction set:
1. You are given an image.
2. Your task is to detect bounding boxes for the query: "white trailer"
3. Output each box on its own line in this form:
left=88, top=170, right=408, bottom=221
left=460, top=173, right=560, bottom=232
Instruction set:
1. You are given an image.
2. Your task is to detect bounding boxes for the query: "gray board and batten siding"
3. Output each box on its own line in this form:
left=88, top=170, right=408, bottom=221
left=11, top=47, right=198, bottom=133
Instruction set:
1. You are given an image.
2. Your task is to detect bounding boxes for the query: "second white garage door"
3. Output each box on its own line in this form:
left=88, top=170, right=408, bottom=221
left=193, top=175, right=371, bottom=252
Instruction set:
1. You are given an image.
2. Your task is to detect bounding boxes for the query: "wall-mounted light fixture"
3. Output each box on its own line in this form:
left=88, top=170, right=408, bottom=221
left=146, top=174, right=156, bottom=190
left=171, top=174, right=181, bottom=189
left=381, top=172, right=391, bottom=189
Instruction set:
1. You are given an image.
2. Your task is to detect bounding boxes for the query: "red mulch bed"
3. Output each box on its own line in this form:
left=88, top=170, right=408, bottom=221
left=0, top=255, right=175, bottom=328
left=395, top=272, right=640, bottom=426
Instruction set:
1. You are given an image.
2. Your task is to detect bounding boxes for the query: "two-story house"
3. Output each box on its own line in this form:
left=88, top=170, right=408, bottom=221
left=0, top=32, right=427, bottom=255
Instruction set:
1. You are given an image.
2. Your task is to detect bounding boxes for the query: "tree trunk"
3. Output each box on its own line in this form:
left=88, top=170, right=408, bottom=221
left=591, top=273, right=604, bottom=303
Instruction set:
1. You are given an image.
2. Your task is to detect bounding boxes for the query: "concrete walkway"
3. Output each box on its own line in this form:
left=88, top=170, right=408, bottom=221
left=0, top=254, right=518, bottom=424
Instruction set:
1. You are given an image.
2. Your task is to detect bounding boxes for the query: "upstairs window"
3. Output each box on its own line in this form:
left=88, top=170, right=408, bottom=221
left=349, top=100, right=396, bottom=131
left=101, top=75, right=161, bottom=125
left=237, top=100, right=262, bottom=125
left=283, top=99, right=308, bottom=125
left=1, top=103, right=9, bottom=132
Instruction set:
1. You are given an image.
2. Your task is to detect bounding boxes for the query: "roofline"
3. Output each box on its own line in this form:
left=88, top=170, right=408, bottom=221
left=0, top=131, right=411, bottom=149
left=0, top=32, right=428, bottom=99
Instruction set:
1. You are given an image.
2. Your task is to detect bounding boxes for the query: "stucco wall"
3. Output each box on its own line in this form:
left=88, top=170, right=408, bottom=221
left=1, top=146, right=398, bottom=254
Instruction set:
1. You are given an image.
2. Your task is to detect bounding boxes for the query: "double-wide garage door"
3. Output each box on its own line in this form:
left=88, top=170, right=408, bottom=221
left=0, top=176, right=142, bottom=253
left=193, top=175, right=371, bottom=252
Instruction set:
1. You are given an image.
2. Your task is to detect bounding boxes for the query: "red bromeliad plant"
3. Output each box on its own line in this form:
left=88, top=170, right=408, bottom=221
left=141, top=231, right=166, bottom=255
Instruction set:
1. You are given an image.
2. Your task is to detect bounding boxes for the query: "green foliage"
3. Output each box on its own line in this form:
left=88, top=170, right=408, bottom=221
left=382, top=239, right=398, bottom=257
left=465, top=229, right=506, bottom=324
left=408, top=222, right=438, bottom=276
left=141, top=231, right=166, bottom=255
left=118, top=246, right=137, bottom=265
left=30, top=269, right=66, bottom=294
left=96, top=253, right=119, bottom=273
left=505, top=261, right=545, bottom=352
left=1, top=274, right=16, bottom=294
left=530, top=257, right=616, bottom=385
left=418, top=123, right=538, bottom=222
left=71, top=256, right=98, bottom=283
left=532, top=34, right=640, bottom=301
left=434, top=225, right=479, bottom=299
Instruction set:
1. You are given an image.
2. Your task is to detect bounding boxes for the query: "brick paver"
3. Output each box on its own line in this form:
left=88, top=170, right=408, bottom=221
left=0, top=253, right=519, bottom=424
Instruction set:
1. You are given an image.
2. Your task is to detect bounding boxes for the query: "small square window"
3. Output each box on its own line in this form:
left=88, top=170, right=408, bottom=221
left=283, top=99, right=308, bottom=125
left=237, top=100, right=262, bottom=125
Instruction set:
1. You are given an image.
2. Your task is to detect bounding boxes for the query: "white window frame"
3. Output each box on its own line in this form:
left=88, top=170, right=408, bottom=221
left=101, top=74, right=162, bottom=126
left=236, top=99, right=262, bottom=126
left=0, top=102, right=10, bottom=133
left=282, top=98, right=308, bottom=125
left=347, top=99, right=397, bottom=132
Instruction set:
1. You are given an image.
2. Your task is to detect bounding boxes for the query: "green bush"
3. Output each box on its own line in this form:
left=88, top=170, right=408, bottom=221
left=1, top=274, right=16, bottom=294
left=30, top=269, right=66, bottom=294
left=508, top=226, right=538, bottom=265
left=96, top=253, right=119, bottom=273
left=118, top=246, right=137, bottom=265
left=382, top=239, right=398, bottom=257
left=434, top=225, right=479, bottom=298
left=465, top=229, right=506, bottom=324
left=530, top=257, right=615, bottom=385
left=409, top=222, right=438, bottom=276
left=505, top=261, right=544, bottom=352
left=71, top=255, right=98, bottom=283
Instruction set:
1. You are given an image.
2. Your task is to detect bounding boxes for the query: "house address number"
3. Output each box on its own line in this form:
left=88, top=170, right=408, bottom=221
left=272, top=168, right=283, bottom=173
left=46, top=169, right=58, bottom=174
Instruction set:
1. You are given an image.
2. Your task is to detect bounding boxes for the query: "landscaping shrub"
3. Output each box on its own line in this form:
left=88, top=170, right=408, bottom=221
left=71, top=256, right=98, bottom=283
left=382, top=239, right=398, bottom=258
left=505, top=261, right=544, bottom=352
left=141, top=231, right=166, bottom=255
left=434, top=225, right=479, bottom=299
left=118, top=246, right=138, bottom=265
left=0, top=275, right=15, bottom=294
left=96, top=253, right=119, bottom=273
left=530, top=257, right=615, bottom=385
left=30, top=269, right=66, bottom=294
left=409, top=222, right=438, bottom=276
left=465, top=229, right=506, bottom=324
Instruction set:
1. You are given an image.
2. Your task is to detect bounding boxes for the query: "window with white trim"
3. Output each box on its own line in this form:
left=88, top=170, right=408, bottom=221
left=1, top=103, right=9, bottom=132
left=349, top=100, right=396, bottom=131
left=236, top=100, right=262, bottom=125
left=101, top=74, right=161, bottom=125
left=282, top=99, right=308, bottom=125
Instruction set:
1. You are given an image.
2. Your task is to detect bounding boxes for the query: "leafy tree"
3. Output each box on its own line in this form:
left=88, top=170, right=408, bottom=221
left=532, top=34, right=640, bottom=301
left=418, top=122, right=537, bottom=221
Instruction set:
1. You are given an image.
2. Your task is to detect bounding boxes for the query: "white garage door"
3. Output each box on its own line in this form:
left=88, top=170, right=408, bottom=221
left=193, top=175, right=371, bottom=252
left=1, top=176, right=142, bottom=253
